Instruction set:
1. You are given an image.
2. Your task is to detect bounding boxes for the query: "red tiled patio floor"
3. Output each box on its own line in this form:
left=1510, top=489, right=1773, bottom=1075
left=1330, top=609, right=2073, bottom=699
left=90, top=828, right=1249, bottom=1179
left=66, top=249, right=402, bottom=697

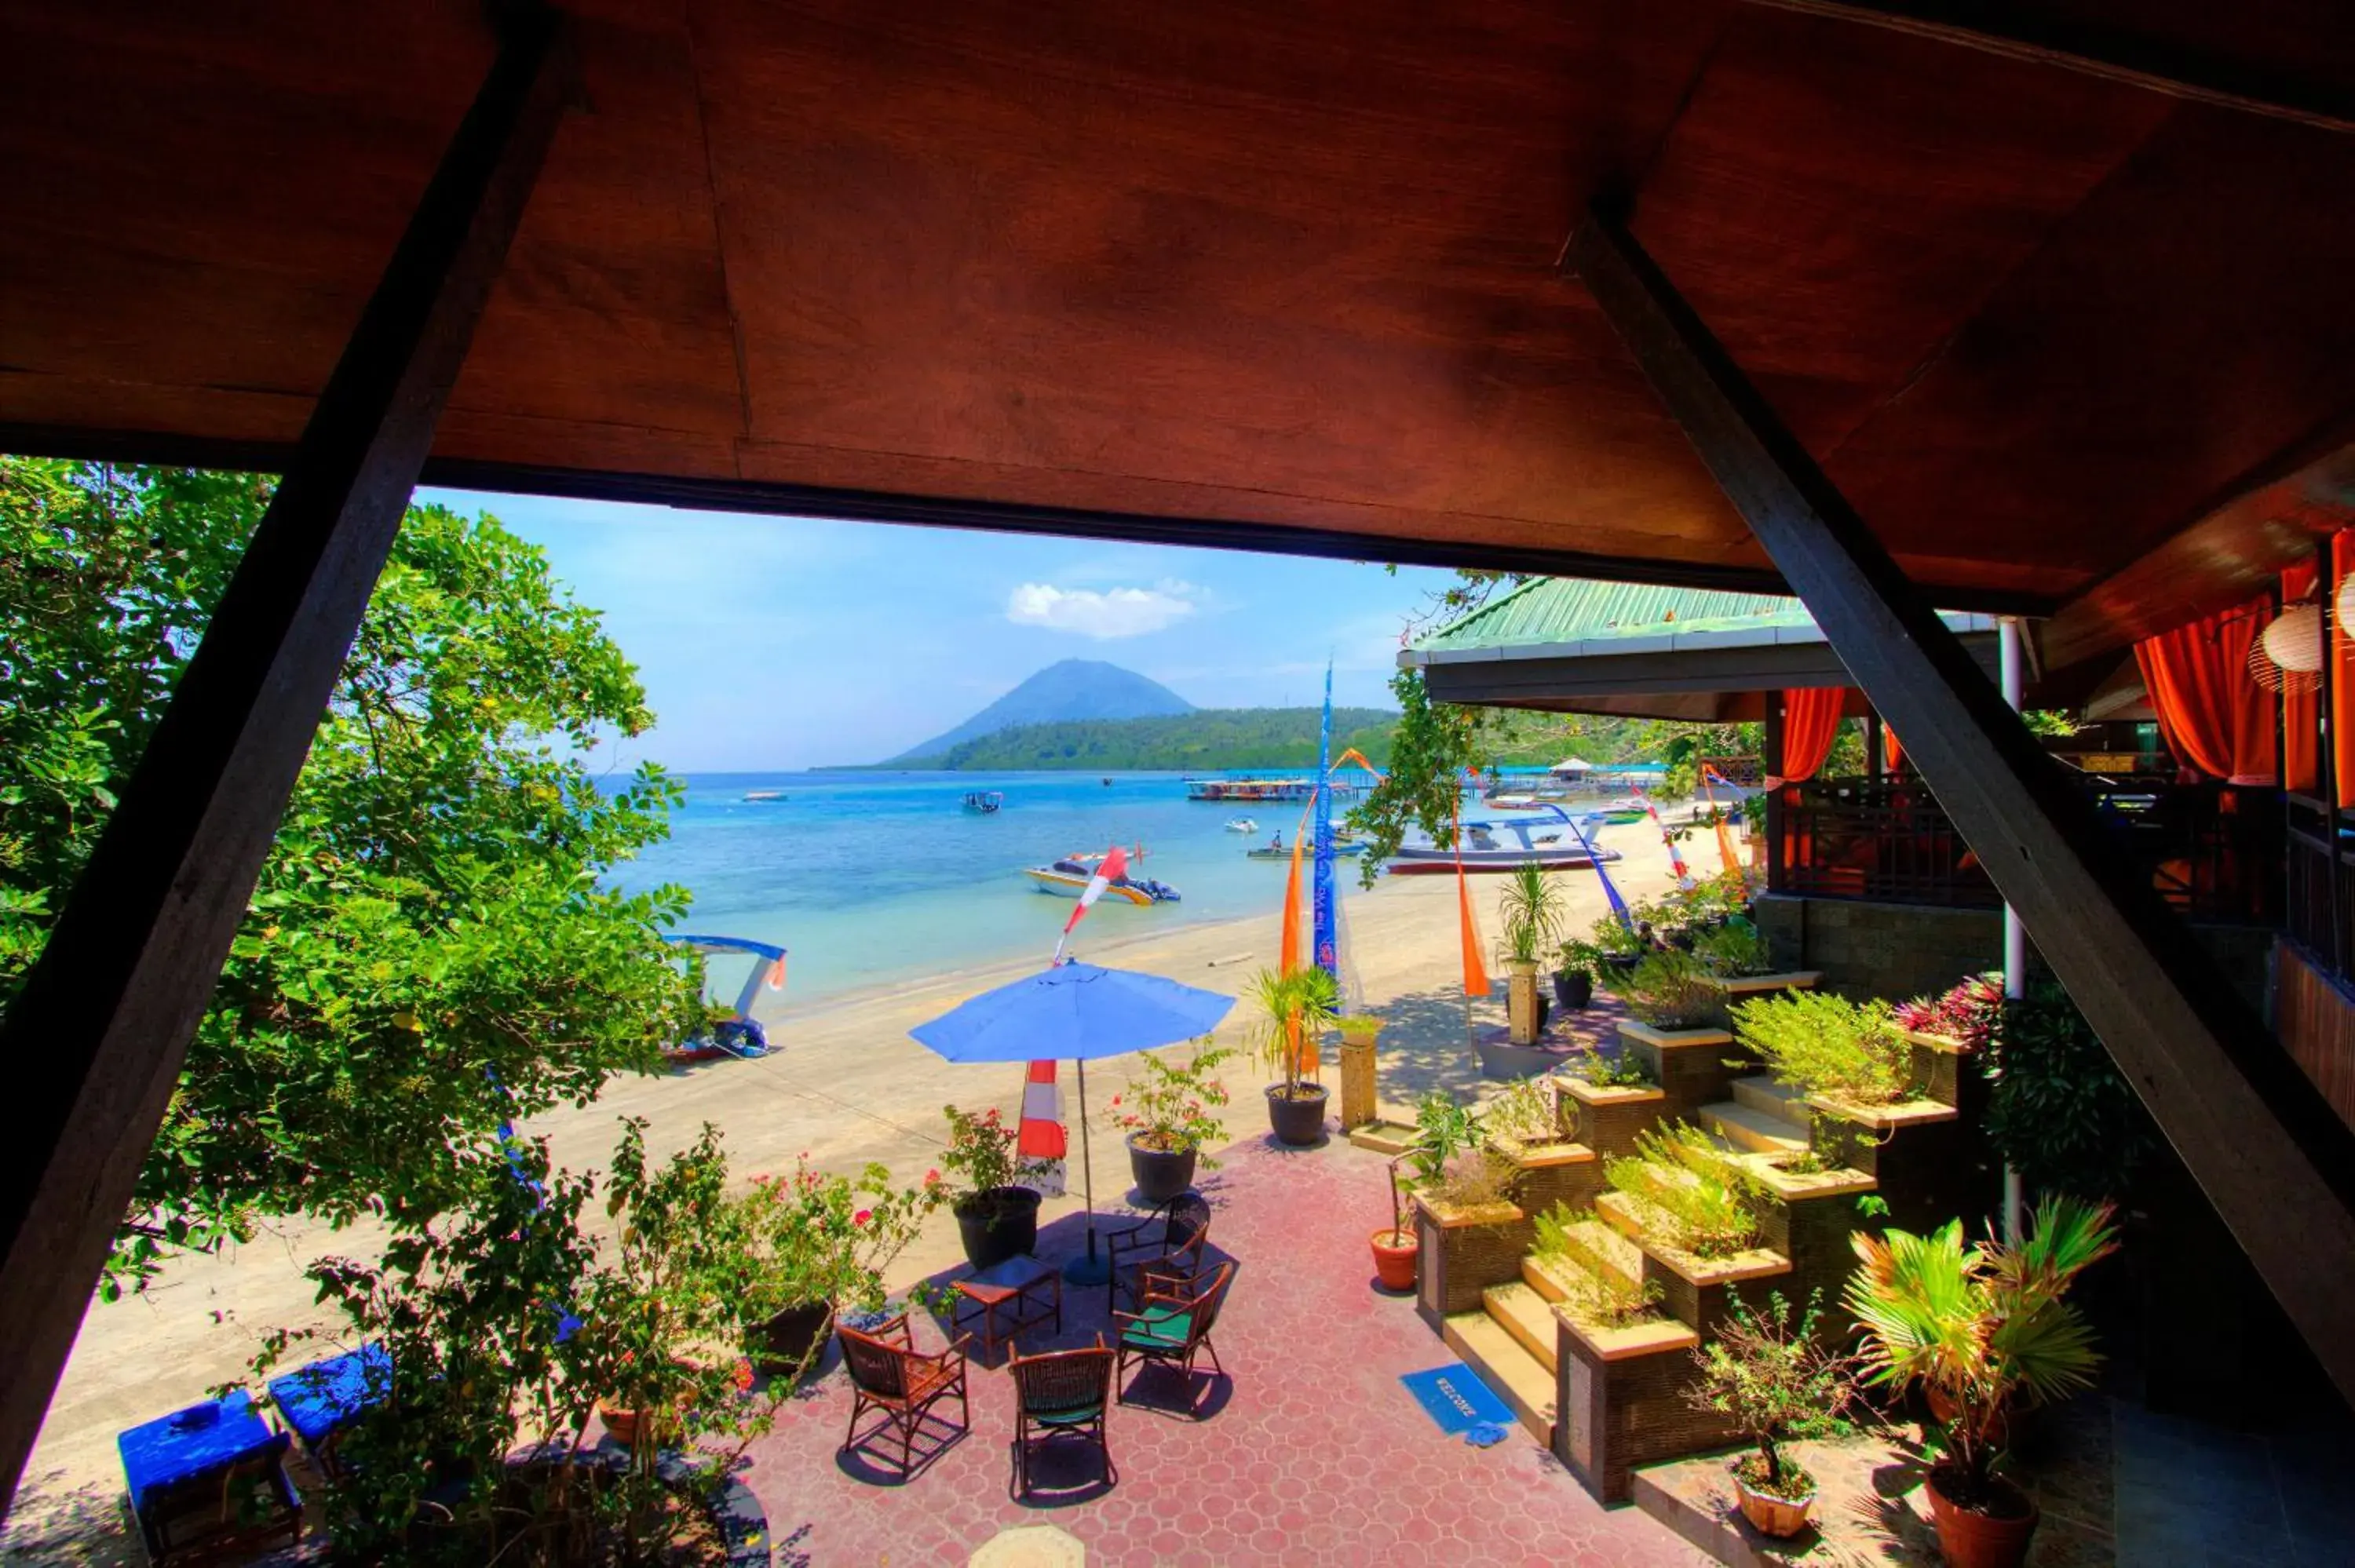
left=739, top=1132, right=1708, bottom=1566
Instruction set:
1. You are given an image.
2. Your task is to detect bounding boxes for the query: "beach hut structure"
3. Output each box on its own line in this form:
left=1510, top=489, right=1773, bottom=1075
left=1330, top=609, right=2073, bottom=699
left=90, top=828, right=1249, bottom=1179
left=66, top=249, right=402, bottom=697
left=5, top=0, right=2355, bottom=1504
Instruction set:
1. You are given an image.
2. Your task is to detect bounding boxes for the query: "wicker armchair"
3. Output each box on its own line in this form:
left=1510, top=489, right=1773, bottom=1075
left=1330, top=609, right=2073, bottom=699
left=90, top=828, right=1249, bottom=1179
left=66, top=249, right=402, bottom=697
left=1006, top=1336, right=1118, bottom=1497
left=1104, top=1191, right=1211, bottom=1308
left=1112, top=1260, right=1234, bottom=1409
left=838, top=1315, right=971, bottom=1475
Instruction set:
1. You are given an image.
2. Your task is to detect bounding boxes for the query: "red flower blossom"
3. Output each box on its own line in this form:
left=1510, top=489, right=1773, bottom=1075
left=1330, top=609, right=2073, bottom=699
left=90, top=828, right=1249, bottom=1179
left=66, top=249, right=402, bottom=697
left=925, top=1169, right=942, bottom=1184
left=853, top=1209, right=872, bottom=1227
left=732, top=1358, right=755, bottom=1391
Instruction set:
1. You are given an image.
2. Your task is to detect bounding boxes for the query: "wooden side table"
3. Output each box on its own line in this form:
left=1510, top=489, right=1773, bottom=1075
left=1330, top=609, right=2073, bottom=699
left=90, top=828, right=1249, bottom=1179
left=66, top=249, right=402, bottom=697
left=952, top=1254, right=1062, bottom=1358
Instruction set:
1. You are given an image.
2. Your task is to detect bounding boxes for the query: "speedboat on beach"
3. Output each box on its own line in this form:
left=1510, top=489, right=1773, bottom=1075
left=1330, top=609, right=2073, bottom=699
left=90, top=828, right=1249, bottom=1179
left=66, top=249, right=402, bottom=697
left=1224, top=816, right=1259, bottom=833
left=1022, top=857, right=1182, bottom=904
left=659, top=935, right=786, bottom=1064
left=1384, top=811, right=1621, bottom=875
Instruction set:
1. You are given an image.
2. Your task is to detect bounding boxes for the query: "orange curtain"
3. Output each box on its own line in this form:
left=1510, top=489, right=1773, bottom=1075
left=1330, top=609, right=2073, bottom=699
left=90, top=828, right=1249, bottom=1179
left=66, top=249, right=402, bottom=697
left=2284, top=562, right=2319, bottom=794
left=1769, top=688, right=1846, bottom=786
left=2335, top=534, right=2355, bottom=810
left=2134, top=599, right=2276, bottom=785
left=1882, top=724, right=1904, bottom=774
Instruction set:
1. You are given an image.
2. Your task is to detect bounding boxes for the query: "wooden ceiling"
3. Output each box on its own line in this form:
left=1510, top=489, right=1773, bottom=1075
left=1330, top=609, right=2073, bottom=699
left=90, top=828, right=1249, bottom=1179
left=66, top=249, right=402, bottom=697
left=3, top=1, right=2352, bottom=651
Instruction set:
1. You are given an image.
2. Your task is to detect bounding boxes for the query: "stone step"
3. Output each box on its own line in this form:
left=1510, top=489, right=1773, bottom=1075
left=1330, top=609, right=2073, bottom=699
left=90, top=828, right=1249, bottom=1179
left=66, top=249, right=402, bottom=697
left=1482, top=1280, right=1559, bottom=1374
left=1698, top=1098, right=1809, bottom=1157
left=1442, top=1310, right=1556, bottom=1447
left=1731, top=1074, right=1810, bottom=1123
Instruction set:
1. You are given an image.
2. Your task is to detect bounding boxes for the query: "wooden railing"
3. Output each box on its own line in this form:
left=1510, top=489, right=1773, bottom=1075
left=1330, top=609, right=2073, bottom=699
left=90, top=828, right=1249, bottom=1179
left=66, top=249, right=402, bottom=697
left=2285, top=794, right=2355, bottom=979
left=1772, top=775, right=2283, bottom=924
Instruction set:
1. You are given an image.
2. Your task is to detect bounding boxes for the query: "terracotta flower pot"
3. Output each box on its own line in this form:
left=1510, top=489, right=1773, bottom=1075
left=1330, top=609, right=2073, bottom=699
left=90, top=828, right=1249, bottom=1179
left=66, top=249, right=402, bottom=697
left=1369, top=1227, right=1418, bottom=1292
left=1733, top=1470, right=1814, bottom=1538
left=1926, top=1465, right=2039, bottom=1568
left=1126, top=1132, right=1198, bottom=1204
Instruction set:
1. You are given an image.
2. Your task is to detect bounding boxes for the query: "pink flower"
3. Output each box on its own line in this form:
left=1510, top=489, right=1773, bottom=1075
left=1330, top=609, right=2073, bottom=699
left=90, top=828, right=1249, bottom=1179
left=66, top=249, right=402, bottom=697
left=1109, top=1094, right=1121, bottom=1107
left=925, top=1169, right=942, bottom=1184
left=853, top=1209, right=871, bottom=1227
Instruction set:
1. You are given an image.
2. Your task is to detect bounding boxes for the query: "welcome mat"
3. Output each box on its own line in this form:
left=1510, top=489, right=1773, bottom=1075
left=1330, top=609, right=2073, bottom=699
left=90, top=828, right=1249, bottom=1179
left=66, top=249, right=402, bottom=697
left=1399, top=1362, right=1517, bottom=1435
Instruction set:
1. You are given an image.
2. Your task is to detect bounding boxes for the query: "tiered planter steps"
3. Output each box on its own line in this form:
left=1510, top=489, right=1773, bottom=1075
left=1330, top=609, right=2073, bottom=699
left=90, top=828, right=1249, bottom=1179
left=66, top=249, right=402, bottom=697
left=1404, top=1017, right=1992, bottom=1523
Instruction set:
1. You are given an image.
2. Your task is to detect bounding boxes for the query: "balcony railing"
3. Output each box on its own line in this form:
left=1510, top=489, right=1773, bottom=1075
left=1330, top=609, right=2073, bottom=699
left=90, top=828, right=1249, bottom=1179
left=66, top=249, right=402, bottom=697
left=1771, top=775, right=2283, bottom=925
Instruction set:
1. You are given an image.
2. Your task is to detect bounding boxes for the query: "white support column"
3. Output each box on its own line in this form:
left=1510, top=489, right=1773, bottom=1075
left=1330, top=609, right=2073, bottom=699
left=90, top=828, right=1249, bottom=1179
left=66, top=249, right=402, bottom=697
left=1999, top=616, right=2026, bottom=1243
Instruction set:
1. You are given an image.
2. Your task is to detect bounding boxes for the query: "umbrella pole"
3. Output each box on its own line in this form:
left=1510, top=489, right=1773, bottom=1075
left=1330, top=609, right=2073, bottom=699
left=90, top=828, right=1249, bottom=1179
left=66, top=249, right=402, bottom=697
left=1064, top=1059, right=1111, bottom=1285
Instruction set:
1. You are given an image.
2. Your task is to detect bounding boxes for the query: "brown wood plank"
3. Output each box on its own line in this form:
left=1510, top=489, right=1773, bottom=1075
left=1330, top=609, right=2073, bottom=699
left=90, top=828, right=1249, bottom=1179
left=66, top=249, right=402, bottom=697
left=1736, top=0, right=2355, bottom=133
left=2278, top=943, right=2355, bottom=1132
left=0, top=10, right=573, bottom=1511
left=1566, top=199, right=2355, bottom=1405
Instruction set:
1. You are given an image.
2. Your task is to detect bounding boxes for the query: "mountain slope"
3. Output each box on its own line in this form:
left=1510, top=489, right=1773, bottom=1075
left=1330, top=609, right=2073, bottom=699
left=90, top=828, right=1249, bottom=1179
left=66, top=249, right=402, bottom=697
left=889, top=658, right=1195, bottom=761
left=897, top=707, right=1398, bottom=771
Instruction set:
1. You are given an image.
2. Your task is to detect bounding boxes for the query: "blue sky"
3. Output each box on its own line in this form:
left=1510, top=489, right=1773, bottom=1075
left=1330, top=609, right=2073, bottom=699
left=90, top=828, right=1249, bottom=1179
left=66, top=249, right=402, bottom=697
left=420, top=489, right=1463, bottom=771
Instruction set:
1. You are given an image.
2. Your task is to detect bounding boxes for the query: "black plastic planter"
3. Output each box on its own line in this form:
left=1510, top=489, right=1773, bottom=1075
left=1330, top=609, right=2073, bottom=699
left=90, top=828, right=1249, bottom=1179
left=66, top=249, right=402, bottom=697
left=1265, top=1083, right=1330, bottom=1146
left=1126, top=1133, right=1199, bottom=1204
left=954, top=1185, right=1042, bottom=1269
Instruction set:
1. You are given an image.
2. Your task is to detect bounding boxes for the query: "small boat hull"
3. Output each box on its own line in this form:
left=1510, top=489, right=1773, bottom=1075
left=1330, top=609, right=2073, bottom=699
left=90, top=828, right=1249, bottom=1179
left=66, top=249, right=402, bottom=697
left=1384, top=844, right=1621, bottom=874
left=1247, top=842, right=1367, bottom=859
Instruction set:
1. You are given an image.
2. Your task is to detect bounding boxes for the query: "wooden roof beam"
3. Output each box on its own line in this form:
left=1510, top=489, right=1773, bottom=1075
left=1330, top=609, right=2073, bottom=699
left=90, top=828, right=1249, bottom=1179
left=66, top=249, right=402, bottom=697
left=1739, top=1, right=2355, bottom=133
left=0, top=7, right=573, bottom=1511
left=1565, top=197, right=2355, bottom=1406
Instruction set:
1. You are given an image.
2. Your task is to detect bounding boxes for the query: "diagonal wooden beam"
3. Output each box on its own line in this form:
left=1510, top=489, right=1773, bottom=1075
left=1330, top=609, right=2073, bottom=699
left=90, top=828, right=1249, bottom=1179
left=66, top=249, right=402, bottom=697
left=1564, top=200, right=2355, bottom=1402
left=1737, top=0, right=2355, bottom=135
left=0, top=7, right=572, bottom=1511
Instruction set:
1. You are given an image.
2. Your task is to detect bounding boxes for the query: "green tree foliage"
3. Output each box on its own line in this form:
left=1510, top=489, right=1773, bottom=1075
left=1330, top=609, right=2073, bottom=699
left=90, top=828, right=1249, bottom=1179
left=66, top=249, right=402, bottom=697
left=896, top=706, right=1398, bottom=771
left=0, top=459, right=703, bottom=1294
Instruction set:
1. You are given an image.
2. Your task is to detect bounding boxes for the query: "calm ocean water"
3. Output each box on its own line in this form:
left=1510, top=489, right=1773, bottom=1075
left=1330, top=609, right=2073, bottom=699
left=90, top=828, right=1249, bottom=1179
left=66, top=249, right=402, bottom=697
left=606, top=771, right=1371, bottom=1009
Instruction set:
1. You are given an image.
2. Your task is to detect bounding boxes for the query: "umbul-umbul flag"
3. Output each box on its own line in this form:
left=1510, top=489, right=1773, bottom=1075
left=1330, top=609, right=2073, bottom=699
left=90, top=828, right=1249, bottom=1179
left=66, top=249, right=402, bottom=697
left=1062, top=844, right=1128, bottom=934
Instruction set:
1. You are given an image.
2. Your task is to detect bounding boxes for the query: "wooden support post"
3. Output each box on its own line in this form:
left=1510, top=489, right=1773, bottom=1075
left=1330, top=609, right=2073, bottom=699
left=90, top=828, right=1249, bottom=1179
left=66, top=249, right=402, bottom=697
left=0, top=9, right=571, bottom=1509
left=1565, top=202, right=2355, bottom=1402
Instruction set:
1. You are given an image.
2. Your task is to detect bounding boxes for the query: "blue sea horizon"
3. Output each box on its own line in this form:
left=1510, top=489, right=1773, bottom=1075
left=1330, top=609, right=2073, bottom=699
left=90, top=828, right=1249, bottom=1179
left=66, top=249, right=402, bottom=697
left=606, top=769, right=1371, bottom=1010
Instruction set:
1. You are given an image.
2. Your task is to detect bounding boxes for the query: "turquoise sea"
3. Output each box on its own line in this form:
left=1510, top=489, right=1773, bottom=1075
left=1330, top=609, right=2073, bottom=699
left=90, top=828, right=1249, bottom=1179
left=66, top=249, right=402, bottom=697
left=607, top=771, right=1374, bottom=1011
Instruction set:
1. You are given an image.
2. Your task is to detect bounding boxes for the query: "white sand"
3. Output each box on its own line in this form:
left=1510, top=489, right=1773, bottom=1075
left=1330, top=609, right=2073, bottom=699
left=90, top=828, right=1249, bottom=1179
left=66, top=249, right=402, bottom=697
left=3, top=820, right=1687, bottom=1552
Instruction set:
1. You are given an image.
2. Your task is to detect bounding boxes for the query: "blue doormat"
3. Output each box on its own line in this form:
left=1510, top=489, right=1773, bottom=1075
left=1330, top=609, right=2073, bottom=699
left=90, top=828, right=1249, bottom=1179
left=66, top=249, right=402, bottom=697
left=1399, top=1362, right=1517, bottom=1435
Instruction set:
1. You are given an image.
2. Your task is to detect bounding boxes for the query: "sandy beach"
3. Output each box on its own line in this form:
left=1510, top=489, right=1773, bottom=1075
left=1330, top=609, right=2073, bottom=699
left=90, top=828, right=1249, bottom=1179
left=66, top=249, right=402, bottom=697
left=4, top=821, right=1686, bottom=1556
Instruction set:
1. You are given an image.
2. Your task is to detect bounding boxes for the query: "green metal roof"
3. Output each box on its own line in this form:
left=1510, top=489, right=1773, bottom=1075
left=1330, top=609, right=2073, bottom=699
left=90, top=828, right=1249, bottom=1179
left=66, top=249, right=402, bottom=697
left=1413, top=577, right=1806, bottom=653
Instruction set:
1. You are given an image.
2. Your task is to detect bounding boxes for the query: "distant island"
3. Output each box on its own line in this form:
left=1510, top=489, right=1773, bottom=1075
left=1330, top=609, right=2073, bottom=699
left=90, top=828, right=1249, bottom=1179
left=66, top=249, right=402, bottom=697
left=889, top=658, right=1194, bottom=762
left=893, top=707, right=1399, bottom=771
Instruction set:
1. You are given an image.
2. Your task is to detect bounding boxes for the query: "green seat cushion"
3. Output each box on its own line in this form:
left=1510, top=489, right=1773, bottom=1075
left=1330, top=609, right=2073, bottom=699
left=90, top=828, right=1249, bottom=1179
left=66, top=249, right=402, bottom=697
left=1031, top=1403, right=1104, bottom=1427
left=1121, top=1307, right=1193, bottom=1349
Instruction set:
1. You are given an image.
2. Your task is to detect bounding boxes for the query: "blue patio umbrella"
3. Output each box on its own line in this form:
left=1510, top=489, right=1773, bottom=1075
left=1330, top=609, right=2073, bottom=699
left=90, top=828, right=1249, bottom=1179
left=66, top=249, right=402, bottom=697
left=911, top=961, right=1234, bottom=1282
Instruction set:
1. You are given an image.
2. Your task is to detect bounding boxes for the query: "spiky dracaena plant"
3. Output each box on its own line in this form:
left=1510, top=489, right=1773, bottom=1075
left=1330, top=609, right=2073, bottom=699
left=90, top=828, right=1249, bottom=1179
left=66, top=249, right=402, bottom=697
left=1246, top=963, right=1341, bottom=1098
left=1497, top=858, right=1568, bottom=965
left=1845, top=1195, right=2117, bottom=1508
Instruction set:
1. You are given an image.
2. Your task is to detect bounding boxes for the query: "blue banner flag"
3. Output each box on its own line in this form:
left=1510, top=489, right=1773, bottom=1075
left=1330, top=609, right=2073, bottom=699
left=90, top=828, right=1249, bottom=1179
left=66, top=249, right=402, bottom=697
left=1312, top=662, right=1338, bottom=980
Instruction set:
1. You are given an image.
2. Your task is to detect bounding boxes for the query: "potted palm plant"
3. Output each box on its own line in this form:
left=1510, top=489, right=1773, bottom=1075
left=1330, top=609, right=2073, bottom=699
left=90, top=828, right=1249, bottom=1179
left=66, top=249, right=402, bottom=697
left=1498, top=859, right=1568, bottom=1045
left=1114, top=1041, right=1232, bottom=1202
left=1684, top=1288, right=1854, bottom=1538
left=1846, top=1195, right=2118, bottom=1568
left=1249, top=965, right=1340, bottom=1146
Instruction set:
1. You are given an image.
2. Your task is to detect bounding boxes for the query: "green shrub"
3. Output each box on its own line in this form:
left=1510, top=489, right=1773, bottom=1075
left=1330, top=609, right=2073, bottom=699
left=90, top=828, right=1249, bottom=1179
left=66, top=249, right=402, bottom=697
left=1604, top=1123, right=1765, bottom=1257
left=1692, top=920, right=1773, bottom=979
left=1981, top=985, right=2156, bottom=1202
left=1623, top=950, right=1721, bottom=1029
left=1532, top=1202, right=1663, bottom=1327
left=1732, top=990, right=1913, bottom=1107
left=1483, top=1077, right=1561, bottom=1149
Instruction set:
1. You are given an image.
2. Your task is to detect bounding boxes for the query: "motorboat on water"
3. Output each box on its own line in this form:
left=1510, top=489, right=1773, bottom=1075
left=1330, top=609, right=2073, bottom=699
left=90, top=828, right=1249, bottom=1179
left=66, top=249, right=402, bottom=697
left=1594, top=796, right=1651, bottom=824
left=1384, top=808, right=1622, bottom=875
left=659, top=934, right=786, bottom=1063
left=1247, top=839, right=1367, bottom=859
left=1022, top=857, right=1182, bottom=904
left=743, top=789, right=784, bottom=802
left=962, top=790, right=1004, bottom=813
left=1224, top=816, right=1259, bottom=833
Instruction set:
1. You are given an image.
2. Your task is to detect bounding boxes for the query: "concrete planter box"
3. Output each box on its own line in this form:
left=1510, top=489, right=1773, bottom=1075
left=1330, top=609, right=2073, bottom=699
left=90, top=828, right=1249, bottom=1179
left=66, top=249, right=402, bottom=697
left=1337, top=1023, right=1381, bottom=1130
left=1553, top=1309, right=1725, bottom=1504
left=1616, top=1019, right=1751, bottom=1123
left=1559, top=1076, right=1667, bottom=1159
left=1698, top=968, right=1820, bottom=1029
left=1901, top=1026, right=1982, bottom=1118
left=1805, top=1094, right=1985, bottom=1234
left=1596, top=1191, right=1789, bottom=1338
left=1490, top=1137, right=1600, bottom=1220
left=1413, top=1195, right=1531, bottom=1330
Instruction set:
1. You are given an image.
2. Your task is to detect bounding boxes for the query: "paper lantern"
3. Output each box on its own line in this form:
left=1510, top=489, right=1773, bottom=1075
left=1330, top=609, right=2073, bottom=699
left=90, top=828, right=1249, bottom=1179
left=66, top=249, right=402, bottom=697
left=2250, top=603, right=2324, bottom=692
left=2336, top=574, right=2355, bottom=643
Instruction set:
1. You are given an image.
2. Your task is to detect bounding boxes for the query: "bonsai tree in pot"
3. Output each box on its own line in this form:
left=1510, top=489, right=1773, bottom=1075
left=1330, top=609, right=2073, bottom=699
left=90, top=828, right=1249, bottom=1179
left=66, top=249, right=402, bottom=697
left=1846, top=1194, right=2118, bottom=1568
left=1248, top=964, right=1342, bottom=1146
left=940, top=1103, right=1051, bottom=1270
left=1684, top=1288, right=1856, bottom=1539
left=736, top=1154, right=942, bottom=1374
left=1114, top=1041, right=1233, bottom=1203
left=1498, top=859, right=1568, bottom=1044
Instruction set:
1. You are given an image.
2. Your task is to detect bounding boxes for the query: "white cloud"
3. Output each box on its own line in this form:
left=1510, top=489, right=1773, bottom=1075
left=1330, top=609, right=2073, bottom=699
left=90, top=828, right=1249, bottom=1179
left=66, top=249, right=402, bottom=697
left=1006, top=579, right=1202, bottom=639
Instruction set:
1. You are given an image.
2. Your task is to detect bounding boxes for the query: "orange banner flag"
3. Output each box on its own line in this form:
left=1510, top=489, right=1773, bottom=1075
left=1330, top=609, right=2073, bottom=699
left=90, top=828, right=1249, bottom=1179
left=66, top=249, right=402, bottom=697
left=1453, top=805, right=1491, bottom=998
left=1279, top=800, right=1319, bottom=1073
